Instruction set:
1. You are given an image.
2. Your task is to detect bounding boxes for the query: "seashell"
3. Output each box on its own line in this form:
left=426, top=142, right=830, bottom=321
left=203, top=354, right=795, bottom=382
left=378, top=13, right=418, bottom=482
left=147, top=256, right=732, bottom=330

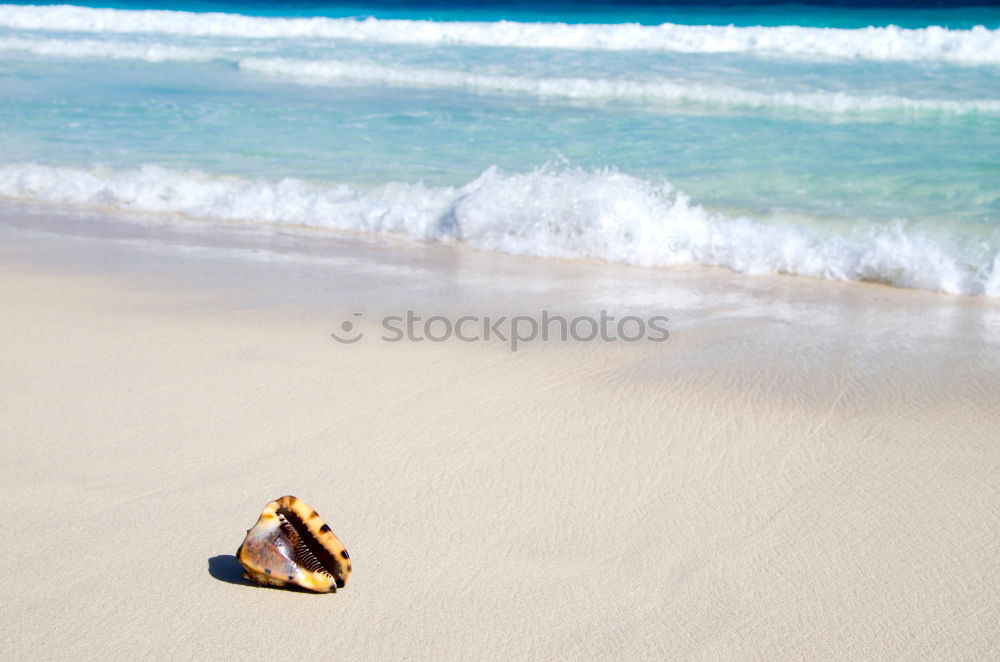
left=236, top=495, right=351, bottom=593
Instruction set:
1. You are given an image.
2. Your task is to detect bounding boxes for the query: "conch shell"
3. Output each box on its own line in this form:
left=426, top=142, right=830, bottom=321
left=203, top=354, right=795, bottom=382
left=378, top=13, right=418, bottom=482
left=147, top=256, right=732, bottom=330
left=236, top=495, right=350, bottom=593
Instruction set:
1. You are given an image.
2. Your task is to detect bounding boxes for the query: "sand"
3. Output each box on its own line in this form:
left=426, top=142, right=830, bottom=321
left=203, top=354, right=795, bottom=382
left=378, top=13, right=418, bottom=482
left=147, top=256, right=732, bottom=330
left=1, top=222, right=999, bottom=660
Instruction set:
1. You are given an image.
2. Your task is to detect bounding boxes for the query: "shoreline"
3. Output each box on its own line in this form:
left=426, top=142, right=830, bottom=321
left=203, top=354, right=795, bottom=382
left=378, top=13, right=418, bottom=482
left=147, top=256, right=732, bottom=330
left=2, top=217, right=999, bottom=660
left=4, top=198, right=997, bottom=305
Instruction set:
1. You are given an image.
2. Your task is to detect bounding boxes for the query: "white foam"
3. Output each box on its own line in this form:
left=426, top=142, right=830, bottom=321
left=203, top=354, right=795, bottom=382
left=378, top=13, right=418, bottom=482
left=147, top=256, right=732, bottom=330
left=6, top=36, right=994, bottom=114
left=2, top=4, right=999, bottom=63
left=240, top=57, right=1000, bottom=115
left=3, top=38, right=994, bottom=115
left=0, top=35, right=216, bottom=61
left=1, top=162, right=995, bottom=296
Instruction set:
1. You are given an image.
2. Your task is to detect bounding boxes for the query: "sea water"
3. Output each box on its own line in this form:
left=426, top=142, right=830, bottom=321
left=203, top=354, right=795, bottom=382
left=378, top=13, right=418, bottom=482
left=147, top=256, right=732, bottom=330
left=0, top=1, right=998, bottom=295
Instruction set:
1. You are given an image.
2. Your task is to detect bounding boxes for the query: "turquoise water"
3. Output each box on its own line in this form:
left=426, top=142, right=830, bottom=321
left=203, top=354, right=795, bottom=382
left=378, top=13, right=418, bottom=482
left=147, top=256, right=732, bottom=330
left=1, top=2, right=999, bottom=294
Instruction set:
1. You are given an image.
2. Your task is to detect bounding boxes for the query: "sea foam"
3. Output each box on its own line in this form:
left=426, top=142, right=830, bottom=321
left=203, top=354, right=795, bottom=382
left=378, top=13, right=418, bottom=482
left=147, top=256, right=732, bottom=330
left=1, top=162, right=995, bottom=296
left=239, top=57, right=1000, bottom=115
left=2, top=35, right=995, bottom=116
left=0, top=35, right=216, bottom=61
left=2, top=4, right=999, bottom=63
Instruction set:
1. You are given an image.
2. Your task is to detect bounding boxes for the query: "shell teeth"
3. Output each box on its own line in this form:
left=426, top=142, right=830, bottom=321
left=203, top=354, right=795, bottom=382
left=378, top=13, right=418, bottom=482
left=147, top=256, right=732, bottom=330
left=278, top=513, right=334, bottom=576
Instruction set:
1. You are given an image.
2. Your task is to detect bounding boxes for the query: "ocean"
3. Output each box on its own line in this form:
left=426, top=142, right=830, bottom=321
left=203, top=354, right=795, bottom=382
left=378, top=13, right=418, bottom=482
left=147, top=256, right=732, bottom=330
left=1, top=1, right=998, bottom=295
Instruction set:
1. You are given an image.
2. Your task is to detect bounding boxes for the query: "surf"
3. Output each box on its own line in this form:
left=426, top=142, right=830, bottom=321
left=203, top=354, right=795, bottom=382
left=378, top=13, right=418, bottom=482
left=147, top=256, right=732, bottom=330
left=3, top=5, right=1000, bottom=63
left=2, top=162, right=997, bottom=297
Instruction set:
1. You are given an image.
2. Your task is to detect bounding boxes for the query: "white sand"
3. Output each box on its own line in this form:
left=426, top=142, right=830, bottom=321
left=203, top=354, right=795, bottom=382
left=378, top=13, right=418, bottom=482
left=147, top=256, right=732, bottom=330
left=1, top=228, right=999, bottom=660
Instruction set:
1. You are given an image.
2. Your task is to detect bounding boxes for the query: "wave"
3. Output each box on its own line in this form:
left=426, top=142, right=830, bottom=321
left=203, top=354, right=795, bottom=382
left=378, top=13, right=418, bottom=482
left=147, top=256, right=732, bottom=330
left=3, top=35, right=996, bottom=116
left=1, top=162, right=996, bottom=296
left=2, top=5, right=999, bottom=63
left=0, top=35, right=216, bottom=61
left=240, top=57, right=1000, bottom=115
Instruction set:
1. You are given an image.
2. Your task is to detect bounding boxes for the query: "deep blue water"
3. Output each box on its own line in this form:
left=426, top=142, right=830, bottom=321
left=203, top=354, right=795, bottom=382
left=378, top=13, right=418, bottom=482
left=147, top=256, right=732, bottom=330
left=7, top=0, right=1000, bottom=27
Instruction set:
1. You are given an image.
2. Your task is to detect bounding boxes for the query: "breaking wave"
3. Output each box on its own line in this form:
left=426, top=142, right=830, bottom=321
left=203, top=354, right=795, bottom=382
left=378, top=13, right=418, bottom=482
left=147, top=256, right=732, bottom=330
left=239, top=57, right=1000, bottom=115
left=2, top=162, right=997, bottom=296
left=2, top=4, right=999, bottom=63
left=2, top=35, right=996, bottom=116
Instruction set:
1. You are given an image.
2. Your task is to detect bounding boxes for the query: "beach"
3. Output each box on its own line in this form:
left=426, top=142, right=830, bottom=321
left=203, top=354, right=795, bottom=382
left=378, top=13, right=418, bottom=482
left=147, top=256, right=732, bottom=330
left=2, top=219, right=998, bottom=660
left=3, top=1, right=999, bottom=657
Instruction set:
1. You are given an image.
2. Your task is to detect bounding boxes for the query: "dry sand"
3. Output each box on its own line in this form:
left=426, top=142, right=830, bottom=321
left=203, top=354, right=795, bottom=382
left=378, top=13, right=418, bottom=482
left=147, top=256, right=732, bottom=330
left=1, top=226, right=999, bottom=660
